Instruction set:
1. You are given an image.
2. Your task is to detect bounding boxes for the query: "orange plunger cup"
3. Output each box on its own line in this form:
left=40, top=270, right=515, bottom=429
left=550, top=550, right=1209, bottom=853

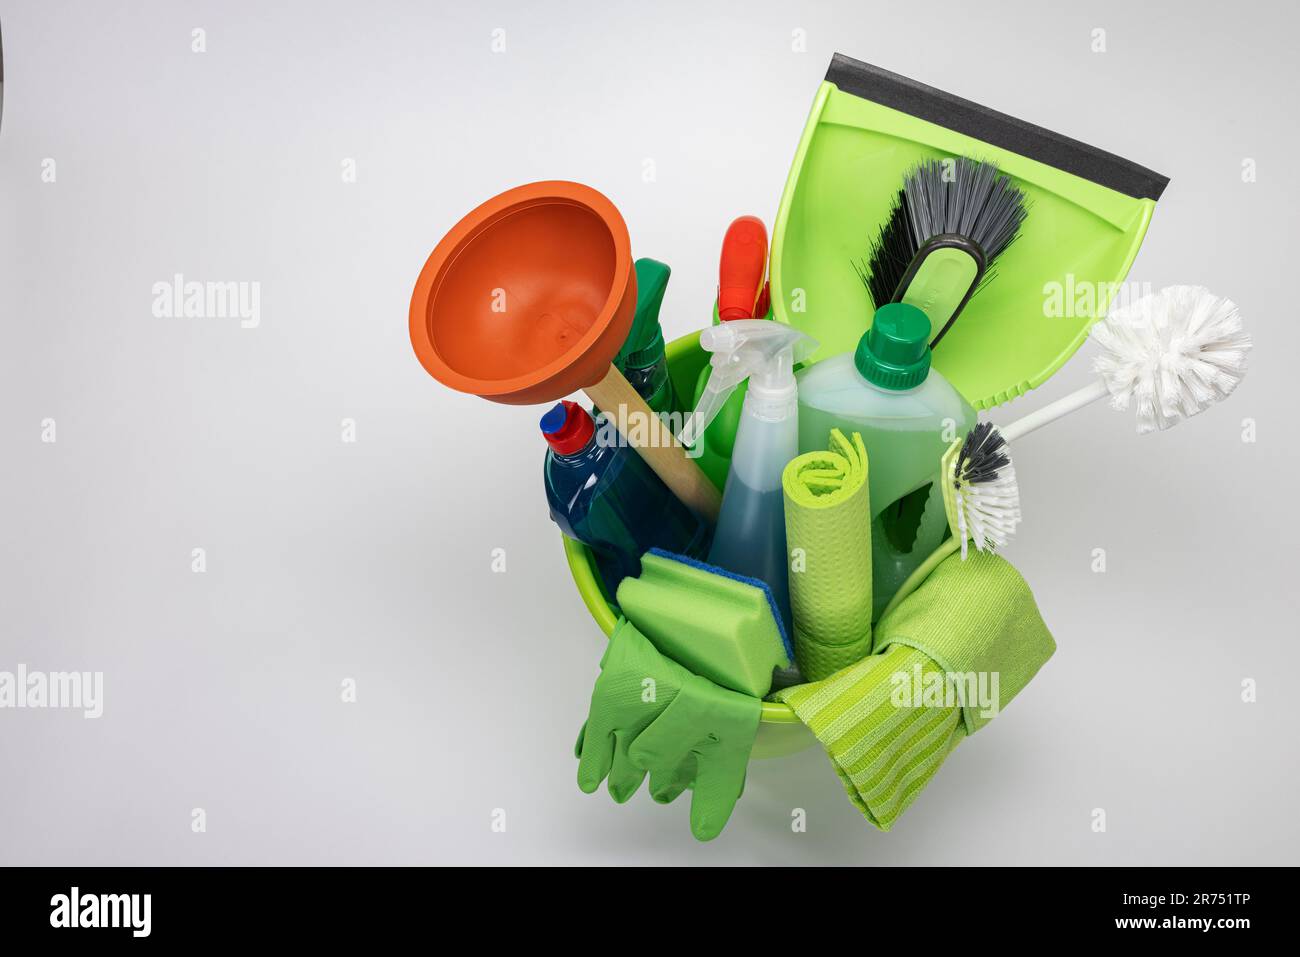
left=410, top=181, right=721, bottom=521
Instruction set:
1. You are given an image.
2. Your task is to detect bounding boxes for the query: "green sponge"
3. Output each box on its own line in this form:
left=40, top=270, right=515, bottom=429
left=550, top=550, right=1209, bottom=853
left=616, top=549, right=792, bottom=698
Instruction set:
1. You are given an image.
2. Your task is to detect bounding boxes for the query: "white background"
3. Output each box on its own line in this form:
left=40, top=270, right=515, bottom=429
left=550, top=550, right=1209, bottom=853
left=1, top=0, right=1295, bottom=864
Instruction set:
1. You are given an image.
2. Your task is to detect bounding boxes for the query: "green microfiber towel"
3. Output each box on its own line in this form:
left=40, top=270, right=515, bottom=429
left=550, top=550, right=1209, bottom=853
left=774, top=550, right=1055, bottom=830
left=878, top=549, right=1055, bottom=734
left=616, top=549, right=791, bottom=698
left=782, top=429, right=873, bottom=681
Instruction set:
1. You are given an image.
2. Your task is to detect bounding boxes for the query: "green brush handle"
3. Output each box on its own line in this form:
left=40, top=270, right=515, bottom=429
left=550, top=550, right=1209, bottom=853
left=895, top=235, right=984, bottom=347
left=878, top=537, right=960, bottom=622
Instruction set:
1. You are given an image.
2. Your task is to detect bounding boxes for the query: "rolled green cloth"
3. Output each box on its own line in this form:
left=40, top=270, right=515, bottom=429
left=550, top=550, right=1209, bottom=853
left=782, top=429, right=872, bottom=681
left=774, top=550, right=1055, bottom=830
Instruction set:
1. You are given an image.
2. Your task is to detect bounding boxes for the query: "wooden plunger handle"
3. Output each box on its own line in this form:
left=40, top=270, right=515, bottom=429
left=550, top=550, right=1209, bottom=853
left=584, top=364, right=722, bottom=522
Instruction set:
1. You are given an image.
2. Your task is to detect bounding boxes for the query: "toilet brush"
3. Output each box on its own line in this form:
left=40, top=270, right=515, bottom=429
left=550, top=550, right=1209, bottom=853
left=1002, top=285, right=1251, bottom=441
left=941, top=285, right=1251, bottom=556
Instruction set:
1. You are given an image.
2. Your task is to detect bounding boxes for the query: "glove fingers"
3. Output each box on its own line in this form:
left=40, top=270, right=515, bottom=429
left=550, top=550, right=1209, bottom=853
left=574, top=722, right=587, bottom=760
left=606, top=730, right=646, bottom=803
left=576, top=726, right=615, bottom=795
left=648, top=757, right=695, bottom=805
left=689, top=761, right=747, bottom=842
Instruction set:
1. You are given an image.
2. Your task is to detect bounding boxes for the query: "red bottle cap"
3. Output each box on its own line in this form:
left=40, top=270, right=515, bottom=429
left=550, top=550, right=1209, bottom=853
left=540, top=400, right=595, bottom=455
left=718, top=215, right=768, bottom=322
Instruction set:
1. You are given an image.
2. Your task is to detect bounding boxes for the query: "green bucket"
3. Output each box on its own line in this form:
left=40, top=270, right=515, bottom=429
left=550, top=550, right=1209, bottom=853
left=562, top=330, right=816, bottom=760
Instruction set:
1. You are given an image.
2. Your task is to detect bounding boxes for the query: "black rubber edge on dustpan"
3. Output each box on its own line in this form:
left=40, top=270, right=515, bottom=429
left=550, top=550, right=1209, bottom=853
left=826, top=53, right=1169, bottom=201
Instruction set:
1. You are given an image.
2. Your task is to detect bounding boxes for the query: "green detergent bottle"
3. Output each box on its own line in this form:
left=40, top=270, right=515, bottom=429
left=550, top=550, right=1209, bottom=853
left=796, top=303, right=976, bottom=614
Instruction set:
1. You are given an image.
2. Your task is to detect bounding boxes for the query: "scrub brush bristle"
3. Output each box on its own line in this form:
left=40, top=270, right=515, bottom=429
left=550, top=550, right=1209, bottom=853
left=1091, top=285, right=1252, bottom=434
left=948, top=422, right=1021, bottom=559
left=856, top=157, right=1028, bottom=317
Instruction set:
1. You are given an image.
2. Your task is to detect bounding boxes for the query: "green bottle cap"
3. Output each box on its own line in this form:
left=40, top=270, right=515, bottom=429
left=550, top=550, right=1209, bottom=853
left=854, top=303, right=932, bottom=390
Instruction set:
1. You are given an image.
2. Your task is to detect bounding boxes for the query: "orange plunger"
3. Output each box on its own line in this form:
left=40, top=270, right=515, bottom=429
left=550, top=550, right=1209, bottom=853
left=410, top=181, right=721, bottom=521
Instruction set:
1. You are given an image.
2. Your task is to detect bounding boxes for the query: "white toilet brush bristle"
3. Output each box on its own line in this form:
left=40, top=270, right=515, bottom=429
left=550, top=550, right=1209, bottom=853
left=1091, top=285, right=1252, bottom=434
left=950, top=422, right=1022, bottom=558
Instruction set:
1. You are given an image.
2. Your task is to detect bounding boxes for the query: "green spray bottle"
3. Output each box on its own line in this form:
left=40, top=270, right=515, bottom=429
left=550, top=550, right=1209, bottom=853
left=612, top=259, right=678, bottom=416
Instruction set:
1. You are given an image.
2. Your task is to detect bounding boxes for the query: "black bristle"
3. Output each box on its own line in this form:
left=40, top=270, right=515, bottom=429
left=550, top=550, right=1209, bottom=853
left=855, top=188, right=914, bottom=308
left=955, top=422, right=1010, bottom=487
left=857, top=157, right=1028, bottom=309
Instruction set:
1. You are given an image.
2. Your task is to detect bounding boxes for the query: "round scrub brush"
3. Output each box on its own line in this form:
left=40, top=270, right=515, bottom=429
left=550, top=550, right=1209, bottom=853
left=999, top=285, right=1251, bottom=442
left=940, top=422, right=1022, bottom=559
left=855, top=157, right=1028, bottom=347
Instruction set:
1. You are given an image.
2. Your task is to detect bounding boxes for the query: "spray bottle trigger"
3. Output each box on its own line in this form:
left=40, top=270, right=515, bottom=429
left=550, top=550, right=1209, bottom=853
left=683, top=320, right=818, bottom=447
left=680, top=379, right=736, bottom=448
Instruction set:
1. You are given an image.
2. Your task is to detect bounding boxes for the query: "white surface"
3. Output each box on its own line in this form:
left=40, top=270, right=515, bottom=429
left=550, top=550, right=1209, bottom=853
left=0, top=0, right=1296, bottom=865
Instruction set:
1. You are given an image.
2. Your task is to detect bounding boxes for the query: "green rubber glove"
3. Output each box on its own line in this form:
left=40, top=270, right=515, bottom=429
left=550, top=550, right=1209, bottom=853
left=629, top=674, right=761, bottom=841
left=575, top=619, right=693, bottom=803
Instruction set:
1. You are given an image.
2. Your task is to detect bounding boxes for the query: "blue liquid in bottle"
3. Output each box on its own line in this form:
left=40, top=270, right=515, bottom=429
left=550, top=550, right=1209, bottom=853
left=541, top=401, right=710, bottom=596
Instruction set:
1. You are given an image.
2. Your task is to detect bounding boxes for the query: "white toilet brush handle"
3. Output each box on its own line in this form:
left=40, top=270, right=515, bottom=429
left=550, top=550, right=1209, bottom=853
left=999, top=378, right=1109, bottom=443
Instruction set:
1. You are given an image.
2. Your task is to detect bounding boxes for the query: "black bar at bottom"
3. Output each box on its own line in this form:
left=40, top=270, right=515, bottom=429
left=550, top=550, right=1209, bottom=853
left=0, top=866, right=1285, bottom=942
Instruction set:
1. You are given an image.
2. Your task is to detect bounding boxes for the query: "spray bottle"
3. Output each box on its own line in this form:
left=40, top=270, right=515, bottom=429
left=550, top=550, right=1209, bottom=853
left=612, top=259, right=677, bottom=415
left=681, top=321, right=817, bottom=635
left=689, top=216, right=773, bottom=488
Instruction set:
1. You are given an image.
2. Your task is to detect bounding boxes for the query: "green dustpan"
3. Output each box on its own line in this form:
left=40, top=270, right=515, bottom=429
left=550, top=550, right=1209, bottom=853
left=771, top=54, right=1169, bottom=409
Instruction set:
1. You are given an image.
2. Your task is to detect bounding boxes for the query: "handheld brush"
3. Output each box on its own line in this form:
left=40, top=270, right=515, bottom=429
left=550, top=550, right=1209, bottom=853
left=938, top=285, right=1249, bottom=558
left=855, top=157, right=1028, bottom=347
left=940, top=422, right=1021, bottom=559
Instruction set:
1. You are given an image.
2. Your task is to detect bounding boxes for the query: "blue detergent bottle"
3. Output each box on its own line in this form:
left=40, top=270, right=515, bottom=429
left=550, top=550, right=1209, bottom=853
left=541, top=401, right=711, bottom=596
